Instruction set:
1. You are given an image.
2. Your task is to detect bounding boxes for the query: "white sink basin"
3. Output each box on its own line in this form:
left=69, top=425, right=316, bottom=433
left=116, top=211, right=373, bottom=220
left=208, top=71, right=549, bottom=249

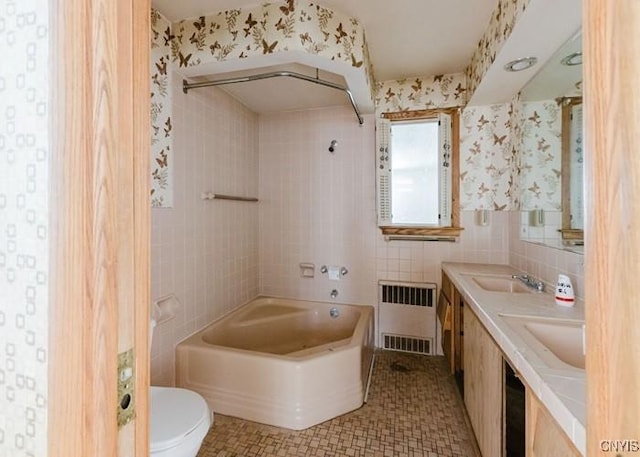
left=500, top=315, right=585, bottom=370
left=471, top=276, right=533, bottom=293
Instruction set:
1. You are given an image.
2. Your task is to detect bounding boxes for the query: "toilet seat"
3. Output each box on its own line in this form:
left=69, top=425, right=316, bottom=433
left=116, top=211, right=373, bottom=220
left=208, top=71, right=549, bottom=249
left=150, top=386, right=211, bottom=454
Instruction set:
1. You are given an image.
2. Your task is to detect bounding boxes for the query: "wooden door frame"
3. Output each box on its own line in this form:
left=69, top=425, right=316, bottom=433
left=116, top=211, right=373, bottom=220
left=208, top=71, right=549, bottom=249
left=48, top=0, right=150, bottom=456
left=585, top=0, right=640, bottom=454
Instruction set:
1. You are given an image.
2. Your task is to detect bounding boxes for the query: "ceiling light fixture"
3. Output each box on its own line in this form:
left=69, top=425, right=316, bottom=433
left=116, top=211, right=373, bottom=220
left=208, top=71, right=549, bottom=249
left=561, top=51, right=582, bottom=66
left=503, top=57, right=538, bottom=72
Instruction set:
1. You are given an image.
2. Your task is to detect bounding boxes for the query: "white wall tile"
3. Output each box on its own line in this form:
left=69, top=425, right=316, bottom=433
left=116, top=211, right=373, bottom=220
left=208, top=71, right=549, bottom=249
left=150, top=77, right=259, bottom=386
left=508, top=211, right=585, bottom=300
left=258, top=106, right=512, bottom=306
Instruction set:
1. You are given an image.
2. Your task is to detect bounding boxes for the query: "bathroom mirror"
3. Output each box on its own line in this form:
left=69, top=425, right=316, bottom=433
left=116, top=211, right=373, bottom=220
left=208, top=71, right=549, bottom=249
left=518, top=30, right=583, bottom=252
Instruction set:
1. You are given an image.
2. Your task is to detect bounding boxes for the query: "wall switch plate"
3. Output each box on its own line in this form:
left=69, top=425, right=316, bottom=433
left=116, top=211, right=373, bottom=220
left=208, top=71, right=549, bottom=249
left=117, top=348, right=136, bottom=428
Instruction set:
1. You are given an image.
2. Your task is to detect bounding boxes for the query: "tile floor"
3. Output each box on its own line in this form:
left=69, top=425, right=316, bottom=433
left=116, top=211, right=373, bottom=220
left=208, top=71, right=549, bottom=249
left=197, top=350, right=478, bottom=457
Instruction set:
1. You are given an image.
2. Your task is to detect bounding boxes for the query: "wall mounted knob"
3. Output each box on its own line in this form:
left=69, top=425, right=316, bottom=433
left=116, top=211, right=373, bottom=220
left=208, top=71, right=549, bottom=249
left=328, top=140, right=337, bottom=153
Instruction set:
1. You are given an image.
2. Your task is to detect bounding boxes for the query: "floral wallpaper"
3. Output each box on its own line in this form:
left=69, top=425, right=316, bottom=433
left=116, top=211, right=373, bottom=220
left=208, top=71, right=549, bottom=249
left=150, top=9, right=173, bottom=207
left=508, top=92, right=523, bottom=210
left=171, top=0, right=374, bottom=101
left=466, top=0, right=531, bottom=100
left=375, top=72, right=467, bottom=114
left=518, top=100, right=562, bottom=211
left=460, top=104, right=514, bottom=210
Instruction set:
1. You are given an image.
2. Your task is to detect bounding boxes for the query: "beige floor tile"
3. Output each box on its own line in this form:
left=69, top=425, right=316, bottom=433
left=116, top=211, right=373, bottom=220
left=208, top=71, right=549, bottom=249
left=197, top=350, right=477, bottom=457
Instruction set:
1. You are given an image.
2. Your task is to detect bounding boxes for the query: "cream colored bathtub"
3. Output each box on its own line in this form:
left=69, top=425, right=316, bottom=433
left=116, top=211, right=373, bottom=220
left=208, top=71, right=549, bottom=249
left=176, top=296, right=375, bottom=430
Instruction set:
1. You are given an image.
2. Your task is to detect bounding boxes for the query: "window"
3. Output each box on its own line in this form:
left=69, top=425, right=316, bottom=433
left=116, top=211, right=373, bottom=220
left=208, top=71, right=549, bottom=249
left=376, top=109, right=461, bottom=236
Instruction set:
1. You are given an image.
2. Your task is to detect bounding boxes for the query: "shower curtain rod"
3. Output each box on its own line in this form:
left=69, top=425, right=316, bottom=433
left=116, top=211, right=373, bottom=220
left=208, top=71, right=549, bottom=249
left=182, top=70, right=364, bottom=125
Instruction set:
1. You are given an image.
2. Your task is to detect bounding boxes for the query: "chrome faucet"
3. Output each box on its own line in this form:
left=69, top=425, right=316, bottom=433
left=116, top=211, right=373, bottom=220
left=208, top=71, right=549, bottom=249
left=511, top=274, right=545, bottom=292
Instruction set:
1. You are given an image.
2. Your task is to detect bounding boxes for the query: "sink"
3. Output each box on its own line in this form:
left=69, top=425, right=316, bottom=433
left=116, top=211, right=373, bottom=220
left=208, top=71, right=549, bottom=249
left=524, top=320, right=585, bottom=369
left=500, top=315, right=585, bottom=370
left=471, top=276, right=533, bottom=293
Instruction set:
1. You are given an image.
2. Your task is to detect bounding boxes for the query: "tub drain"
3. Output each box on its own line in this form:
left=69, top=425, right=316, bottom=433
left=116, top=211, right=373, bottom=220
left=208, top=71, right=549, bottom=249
left=390, top=362, right=412, bottom=373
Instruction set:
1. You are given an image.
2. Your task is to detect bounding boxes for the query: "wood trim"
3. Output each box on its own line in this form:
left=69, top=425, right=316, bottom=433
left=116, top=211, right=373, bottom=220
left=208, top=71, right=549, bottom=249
left=132, top=1, right=151, bottom=456
left=379, top=108, right=462, bottom=234
left=380, top=226, right=464, bottom=237
left=50, top=0, right=120, bottom=454
left=382, top=107, right=459, bottom=121
left=585, top=0, right=640, bottom=454
left=49, top=0, right=150, bottom=456
left=49, top=0, right=93, bottom=455
left=559, top=229, right=584, bottom=241
left=560, top=97, right=583, bottom=240
left=451, top=108, right=461, bottom=228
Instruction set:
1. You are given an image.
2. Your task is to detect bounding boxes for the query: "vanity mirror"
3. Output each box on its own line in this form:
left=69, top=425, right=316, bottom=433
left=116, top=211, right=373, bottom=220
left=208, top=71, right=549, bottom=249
left=518, top=30, right=583, bottom=252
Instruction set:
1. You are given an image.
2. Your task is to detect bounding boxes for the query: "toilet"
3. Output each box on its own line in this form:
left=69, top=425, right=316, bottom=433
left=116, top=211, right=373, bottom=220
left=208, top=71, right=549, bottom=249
left=150, top=318, right=212, bottom=457
left=150, top=386, right=211, bottom=457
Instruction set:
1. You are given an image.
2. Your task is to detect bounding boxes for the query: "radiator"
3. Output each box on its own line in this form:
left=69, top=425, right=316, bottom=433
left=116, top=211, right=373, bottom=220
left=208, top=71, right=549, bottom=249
left=378, top=281, right=438, bottom=355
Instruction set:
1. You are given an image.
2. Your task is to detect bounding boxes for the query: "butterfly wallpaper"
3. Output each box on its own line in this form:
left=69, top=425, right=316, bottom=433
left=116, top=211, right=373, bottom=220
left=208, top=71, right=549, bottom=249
left=374, top=73, right=467, bottom=114
left=170, top=0, right=374, bottom=100
left=460, top=104, right=514, bottom=210
left=466, top=0, right=531, bottom=101
left=151, top=9, right=174, bottom=208
left=518, top=100, right=562, bottom=211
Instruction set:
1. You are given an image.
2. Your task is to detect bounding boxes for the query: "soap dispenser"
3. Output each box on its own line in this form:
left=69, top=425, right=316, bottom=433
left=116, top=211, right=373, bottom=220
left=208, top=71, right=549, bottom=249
left=555, top=274, right=575, bottom=307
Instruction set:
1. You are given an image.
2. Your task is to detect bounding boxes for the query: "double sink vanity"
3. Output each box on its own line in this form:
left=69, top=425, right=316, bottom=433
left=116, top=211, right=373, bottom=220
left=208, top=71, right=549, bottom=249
left=439, top=262, right=585, bottom=456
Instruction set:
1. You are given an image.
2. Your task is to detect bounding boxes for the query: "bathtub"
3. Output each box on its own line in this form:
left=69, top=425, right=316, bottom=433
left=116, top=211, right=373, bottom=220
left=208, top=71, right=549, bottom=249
left=176, top=296, right=375, bottom=430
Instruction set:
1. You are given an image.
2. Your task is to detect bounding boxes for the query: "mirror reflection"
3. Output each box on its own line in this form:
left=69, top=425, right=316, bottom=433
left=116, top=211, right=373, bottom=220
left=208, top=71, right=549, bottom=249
left=518, top=31, right=583, bottom=252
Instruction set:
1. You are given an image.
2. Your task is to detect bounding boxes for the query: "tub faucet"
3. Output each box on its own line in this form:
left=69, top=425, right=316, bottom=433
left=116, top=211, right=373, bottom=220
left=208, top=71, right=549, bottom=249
left=511, top=274, right=545, bottom=292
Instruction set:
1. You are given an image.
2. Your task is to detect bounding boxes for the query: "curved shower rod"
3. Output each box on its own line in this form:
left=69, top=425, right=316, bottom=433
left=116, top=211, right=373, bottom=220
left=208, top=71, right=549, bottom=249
left=182, top=70, right=364, bottom=125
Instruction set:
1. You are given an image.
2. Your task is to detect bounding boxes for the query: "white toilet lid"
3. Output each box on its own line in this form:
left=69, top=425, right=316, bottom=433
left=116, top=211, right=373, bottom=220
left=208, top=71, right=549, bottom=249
left=150, top=386, right=211, bottom=452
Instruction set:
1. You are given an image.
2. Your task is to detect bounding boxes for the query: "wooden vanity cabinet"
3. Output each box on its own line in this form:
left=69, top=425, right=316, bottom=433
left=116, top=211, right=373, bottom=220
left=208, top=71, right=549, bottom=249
left=526, top=390, right=581, bottom=457
left=443, top=270, right=582, bottom=457
left=464, top=304, right=503, bottom=457
left=438, top=272, right=464, bottom=376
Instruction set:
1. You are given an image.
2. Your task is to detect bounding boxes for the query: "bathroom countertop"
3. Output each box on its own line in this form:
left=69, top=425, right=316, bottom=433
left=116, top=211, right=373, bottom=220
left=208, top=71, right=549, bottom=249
left=441, top=262, right=586, bottom=456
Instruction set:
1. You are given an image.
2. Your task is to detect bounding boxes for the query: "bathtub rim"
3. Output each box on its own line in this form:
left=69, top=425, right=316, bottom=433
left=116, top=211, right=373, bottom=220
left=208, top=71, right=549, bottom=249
left=176, top=296, right=374, bottom=362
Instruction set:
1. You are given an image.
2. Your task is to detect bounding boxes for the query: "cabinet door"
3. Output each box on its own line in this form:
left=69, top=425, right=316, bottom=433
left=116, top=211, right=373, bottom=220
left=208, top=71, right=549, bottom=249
left=437, top=290, right=453, bottom=372
left=526, top=390, right=581, bottom=457
left=454, top=288, right=464, bottom=374
left=438, top=273, right=454, bottom=372
left=464, top=306, right=503, bottom=457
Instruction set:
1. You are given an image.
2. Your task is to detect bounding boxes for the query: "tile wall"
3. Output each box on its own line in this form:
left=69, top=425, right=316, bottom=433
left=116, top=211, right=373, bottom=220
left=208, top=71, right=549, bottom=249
left=150, top=76, right=259, bottom=385
left=258, top=106, right=511, bottom=306
left=258, top=108, right=378, bottom=305
left=509, top=212, right=585, bottom=299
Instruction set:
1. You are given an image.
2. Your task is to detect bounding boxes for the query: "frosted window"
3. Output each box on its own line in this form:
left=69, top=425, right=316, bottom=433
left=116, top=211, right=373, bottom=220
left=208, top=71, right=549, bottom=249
left=390, top=121, right=439, bottom=224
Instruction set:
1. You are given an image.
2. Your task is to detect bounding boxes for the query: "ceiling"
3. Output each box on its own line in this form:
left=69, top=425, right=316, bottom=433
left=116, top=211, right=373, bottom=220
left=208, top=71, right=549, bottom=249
left=152, top=0, right=499, bottom=82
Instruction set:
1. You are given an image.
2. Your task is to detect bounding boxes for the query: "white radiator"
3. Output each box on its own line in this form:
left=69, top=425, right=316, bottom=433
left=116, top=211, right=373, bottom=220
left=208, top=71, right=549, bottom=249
left=378, top=280, right=438, bottom=355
